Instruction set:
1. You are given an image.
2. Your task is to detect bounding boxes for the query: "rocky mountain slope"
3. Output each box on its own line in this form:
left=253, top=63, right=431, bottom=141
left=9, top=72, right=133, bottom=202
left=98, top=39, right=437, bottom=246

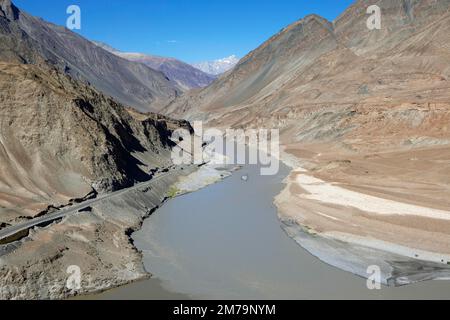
left=95, top=42, right=216, bottom=91
left=0, top=0, right=180, bottom=112
left=167, top=0, right=450, bottom=123
left=166, top=0, right=450, bottom=275
left=0, top=61, right=191, bottom=227
left=0, top=61, right=194, bottom=297
left=0, top=0, right=195, bottom=298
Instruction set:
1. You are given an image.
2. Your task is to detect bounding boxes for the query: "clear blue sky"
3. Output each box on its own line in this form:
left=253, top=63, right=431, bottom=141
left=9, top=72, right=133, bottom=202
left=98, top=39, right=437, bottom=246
left=13, top=0, right=355, bottom=63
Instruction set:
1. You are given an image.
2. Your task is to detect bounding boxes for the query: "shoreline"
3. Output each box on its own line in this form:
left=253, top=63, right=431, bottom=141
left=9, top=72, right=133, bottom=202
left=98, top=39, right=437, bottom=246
left=88, top=161, right=237, bottom=299
left=275, top=148, right=450, bottom=286
left=2, top=145, right=448, bottom=298
left=0, top=167, right=198, bottom=300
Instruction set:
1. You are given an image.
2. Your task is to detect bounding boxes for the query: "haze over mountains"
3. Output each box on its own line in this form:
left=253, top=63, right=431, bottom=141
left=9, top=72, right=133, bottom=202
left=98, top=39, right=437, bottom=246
left=0, top=0, right=180, bottom=112
left=94, top=41, right=216, bottom=91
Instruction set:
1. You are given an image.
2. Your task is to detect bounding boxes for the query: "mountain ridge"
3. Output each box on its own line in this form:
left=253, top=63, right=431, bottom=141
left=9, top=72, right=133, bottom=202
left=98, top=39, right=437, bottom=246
left=94, top=41, right=216, bottom=91
left=0, top=0, right=181, bottom=112
left=166, top=0, right=450, bottom=120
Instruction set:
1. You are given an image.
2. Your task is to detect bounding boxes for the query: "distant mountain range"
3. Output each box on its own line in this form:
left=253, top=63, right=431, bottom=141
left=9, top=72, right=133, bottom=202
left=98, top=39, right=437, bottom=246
left=0, top=0, right=180, bottom=112
left=94, top=42, right=216, bottom=91
left=192, top=55, right=239, bottom=76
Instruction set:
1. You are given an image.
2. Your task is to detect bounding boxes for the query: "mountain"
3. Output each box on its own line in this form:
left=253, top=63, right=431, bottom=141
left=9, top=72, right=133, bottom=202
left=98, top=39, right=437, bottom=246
left=166, top=0, right=450, bottom=267
left=0, top=0, right=180, bottom=112
left=0, top=0, right=195, bottom=299
left=0, top=0, right=192, bottom=224
left=167, top=0, right=450, bottom=126
left=192, top=55, right=239, bottom=76
left=94, top=42, right=215, bottom=91
left=0, top=59, right=191, bottom=224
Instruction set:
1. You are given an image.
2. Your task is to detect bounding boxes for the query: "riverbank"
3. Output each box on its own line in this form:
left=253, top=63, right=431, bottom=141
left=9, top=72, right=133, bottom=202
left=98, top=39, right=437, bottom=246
left=0, top=167, right=196, bottom=299
left=275, top=145, right=450, bottom=286
left=94, top=155, right=450, bottom=299
left=91, top=161, right=237, bottom=299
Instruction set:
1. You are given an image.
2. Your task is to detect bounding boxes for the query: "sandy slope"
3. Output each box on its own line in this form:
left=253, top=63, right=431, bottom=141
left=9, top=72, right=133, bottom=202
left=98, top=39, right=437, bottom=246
left=275, top=144, right=450, bottom=266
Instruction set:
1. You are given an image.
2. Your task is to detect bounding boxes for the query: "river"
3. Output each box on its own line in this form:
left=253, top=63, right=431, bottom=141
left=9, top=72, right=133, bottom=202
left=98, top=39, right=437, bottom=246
left=97, top=162, right=450, bottom=299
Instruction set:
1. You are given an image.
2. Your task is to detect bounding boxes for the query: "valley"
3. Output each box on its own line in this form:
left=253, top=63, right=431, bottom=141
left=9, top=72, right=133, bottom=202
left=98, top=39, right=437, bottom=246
left=0, top=0, right=450, bottom=300
left=165, top=0, right=450, bottom=285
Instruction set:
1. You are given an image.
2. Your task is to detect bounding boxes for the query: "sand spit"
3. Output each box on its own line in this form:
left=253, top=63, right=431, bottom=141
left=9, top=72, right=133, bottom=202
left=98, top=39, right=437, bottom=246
left=281, top=220, right=450, bottom=286
left=296, top=173, right=450, bottom=221
left=275, top=148, right=450, bottom=286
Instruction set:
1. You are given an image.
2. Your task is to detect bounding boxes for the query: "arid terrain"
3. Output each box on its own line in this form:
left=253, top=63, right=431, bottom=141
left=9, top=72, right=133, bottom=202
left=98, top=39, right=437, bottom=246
left=0, top=0, right=199, bottom=298
left=167, top=0, right=450, bottom=282
left=1, top=0, right=450, bottom=299
left=0, top=0, right=182, bottom=112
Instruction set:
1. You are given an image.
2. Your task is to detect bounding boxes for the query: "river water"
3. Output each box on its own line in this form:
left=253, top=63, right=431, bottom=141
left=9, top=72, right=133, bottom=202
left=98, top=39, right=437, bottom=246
left=98, top=162, right=450, bottom=299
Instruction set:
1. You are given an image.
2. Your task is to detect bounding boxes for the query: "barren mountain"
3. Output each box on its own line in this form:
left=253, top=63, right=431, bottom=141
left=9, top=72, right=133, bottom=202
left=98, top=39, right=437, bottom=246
left=94, top=42, right=216, bottom=91
left=0, top=0, right=180, bottom=112
left=166, top=0, right=450, bottom=272
left=0, top=1, right=197, bottom=298
left=0, top=57, right=193, bottom=299
left=167, top=0, right=450, bottom=121
left=0, top=60, right=191, bottom=227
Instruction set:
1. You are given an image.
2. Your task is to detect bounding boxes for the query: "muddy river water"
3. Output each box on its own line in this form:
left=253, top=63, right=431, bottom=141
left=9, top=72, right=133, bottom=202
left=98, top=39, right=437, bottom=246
left=97, top=162, right=450, bottom=299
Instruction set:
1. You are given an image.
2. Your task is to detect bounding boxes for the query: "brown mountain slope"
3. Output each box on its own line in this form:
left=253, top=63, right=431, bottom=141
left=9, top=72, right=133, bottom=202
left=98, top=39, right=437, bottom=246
left=0, top=0, right=180, bottom=112
left=0, top=61, right=190, bottom=226
left=165, top=0, right=450, bottom=271
left=166, top=0, right=450, bottom=122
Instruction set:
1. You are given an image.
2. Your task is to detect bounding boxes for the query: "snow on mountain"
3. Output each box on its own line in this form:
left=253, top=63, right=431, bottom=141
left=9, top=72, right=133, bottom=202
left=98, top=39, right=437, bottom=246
left=192, top=55, right=239, bottom=76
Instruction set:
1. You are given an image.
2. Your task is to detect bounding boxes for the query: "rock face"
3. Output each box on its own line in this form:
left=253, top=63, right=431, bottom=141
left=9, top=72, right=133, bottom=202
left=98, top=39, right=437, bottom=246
left=0, top=1, right=180, bottom=112
left=0, top=61, right=191, bottom=225
left=0, top=58, right=193, bottom=300
left=95, top=42, right=216, bottom=91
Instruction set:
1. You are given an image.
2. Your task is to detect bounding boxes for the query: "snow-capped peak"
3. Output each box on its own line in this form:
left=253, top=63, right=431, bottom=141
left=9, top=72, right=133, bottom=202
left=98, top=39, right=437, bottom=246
left=192, top=55, right=239, bottom=76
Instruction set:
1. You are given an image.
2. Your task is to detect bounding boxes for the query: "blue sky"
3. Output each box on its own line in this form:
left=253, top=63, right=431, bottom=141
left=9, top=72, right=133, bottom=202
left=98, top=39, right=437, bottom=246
left=13, top=0, right=355, bottom=63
